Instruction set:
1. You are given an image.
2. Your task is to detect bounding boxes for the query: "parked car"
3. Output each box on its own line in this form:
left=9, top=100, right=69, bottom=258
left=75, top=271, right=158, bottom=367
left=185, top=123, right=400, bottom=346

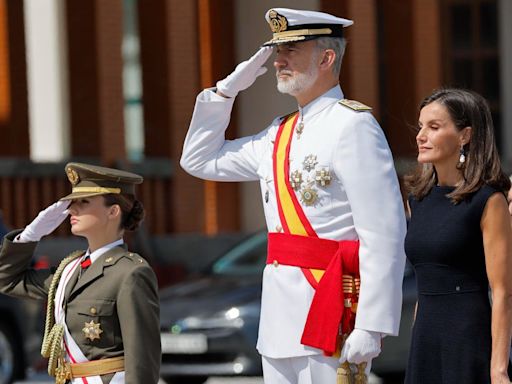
left=159, top=231, right=416, bottom=384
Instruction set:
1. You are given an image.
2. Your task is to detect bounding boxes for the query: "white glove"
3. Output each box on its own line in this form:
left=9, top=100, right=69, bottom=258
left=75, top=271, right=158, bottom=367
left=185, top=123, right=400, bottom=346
left=216, top=47, right=273, bottom=98
left=340, top=329, right=382, bottom=365
left=16, top=201, right=70, bottom=242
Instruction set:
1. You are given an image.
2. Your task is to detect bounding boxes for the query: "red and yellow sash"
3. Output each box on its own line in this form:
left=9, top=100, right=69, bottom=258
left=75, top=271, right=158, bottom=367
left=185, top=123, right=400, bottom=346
left=270, top=112, right=360, bottom=355
left=272, top=112, right=325, bottom=287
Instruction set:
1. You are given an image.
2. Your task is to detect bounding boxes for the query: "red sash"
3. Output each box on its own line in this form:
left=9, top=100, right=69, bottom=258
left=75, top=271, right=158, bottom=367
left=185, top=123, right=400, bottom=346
left=271, top=114, right=360, bottom=355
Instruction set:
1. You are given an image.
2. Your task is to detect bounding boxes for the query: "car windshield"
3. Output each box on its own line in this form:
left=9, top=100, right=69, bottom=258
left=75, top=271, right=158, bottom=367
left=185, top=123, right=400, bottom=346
left=211, top=231, right=267, bottom=276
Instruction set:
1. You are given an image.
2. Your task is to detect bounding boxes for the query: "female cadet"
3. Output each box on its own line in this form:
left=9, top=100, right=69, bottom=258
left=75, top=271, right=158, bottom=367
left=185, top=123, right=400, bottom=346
left=404, top=89, right=512, bottom=383
left=0, top=162, right=160, bottom=383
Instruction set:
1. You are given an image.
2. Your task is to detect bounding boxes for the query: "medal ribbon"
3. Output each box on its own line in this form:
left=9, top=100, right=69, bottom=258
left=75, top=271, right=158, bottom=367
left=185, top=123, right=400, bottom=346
left=272, top=112, right=325, bottom=286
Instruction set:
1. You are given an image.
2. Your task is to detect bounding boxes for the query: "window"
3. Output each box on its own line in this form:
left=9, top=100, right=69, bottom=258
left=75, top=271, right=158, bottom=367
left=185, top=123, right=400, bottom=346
left=442, top=0, right=501, bottom=148
left=122, top=0, right=144, bottom=161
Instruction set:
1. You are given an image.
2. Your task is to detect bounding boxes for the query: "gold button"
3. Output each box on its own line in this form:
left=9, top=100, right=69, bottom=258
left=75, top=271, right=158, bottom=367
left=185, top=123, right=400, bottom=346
left=129, top=253, right=134, bottom=257
left=273, top=260, right=279, bottom=267
left=138, top=258, right=144, bottom=263
left=105, top=257, right=113, bottom=263
left=275, top=225, right=283, bottom=233
left=90, top=307, right=97, bottom=315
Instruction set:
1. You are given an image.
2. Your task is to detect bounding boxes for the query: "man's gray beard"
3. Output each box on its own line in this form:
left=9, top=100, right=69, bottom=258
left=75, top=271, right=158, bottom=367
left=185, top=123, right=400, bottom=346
left=276, top=56, right=319, bottom=96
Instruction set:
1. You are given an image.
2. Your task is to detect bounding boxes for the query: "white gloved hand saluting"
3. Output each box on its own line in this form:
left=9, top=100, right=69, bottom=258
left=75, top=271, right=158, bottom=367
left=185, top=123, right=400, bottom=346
left=340, top=329, right=382, bottom=367
left=16, top=201, right=70, bottom=243
left=216, top=46, right=273, bottom=98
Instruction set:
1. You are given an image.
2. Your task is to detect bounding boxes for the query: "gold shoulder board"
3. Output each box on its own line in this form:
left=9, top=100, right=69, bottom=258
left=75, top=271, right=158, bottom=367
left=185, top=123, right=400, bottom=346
left=339, top=99, right=372, bottom=112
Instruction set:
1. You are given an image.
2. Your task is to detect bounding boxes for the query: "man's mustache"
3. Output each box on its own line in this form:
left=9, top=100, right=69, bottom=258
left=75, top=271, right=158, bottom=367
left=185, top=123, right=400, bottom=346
left=276, top=70, right=293, bottom=77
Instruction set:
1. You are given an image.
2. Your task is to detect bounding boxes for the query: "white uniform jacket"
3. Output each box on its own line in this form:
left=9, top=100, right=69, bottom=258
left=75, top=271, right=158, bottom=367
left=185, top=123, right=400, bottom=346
left=181, top=85, right=406, bottom=358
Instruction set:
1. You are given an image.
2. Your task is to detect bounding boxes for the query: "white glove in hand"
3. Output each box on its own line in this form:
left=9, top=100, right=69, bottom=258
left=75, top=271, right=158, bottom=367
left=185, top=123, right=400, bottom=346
left=340, top=329, right=382, bottom=365
left=17, top=201, right=70, bottom=242
left=216, top=47, right=273, bottom=98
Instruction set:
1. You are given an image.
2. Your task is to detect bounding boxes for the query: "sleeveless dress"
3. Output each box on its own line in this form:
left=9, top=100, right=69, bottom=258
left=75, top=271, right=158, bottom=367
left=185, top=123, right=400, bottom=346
left=404, top=184, right=501, bottom=384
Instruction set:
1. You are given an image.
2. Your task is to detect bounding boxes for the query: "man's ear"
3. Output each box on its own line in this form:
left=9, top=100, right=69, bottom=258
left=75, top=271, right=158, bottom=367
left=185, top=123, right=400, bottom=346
left=319, top=49, right=336, bottom=71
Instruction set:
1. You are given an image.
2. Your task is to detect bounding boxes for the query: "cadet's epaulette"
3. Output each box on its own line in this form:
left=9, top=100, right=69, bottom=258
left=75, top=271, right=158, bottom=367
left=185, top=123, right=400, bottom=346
left=338, top=99, right=372, bottom=112
left=279, top=110, right=299, bottom=121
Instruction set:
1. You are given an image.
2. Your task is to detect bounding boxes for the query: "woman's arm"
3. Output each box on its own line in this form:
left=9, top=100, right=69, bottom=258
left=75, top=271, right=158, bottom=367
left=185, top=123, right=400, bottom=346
left=0, top=230, right=51, bottom=299
left=482, top=193, right=512, bottom=383
left=117, top=261, right=160, bottom=383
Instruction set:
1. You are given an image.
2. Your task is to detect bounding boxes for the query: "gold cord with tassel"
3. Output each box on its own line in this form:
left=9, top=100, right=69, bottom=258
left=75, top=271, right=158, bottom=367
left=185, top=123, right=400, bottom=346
left=40, top=251, right=83, bottom=377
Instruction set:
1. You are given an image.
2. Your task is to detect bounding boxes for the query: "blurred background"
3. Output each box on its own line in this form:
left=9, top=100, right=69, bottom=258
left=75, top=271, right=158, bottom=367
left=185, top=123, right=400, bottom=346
left=0, top=0, right=511, bottom=383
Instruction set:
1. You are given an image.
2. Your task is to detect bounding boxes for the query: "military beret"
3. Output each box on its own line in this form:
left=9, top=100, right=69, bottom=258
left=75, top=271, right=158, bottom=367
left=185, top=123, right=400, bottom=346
left=263, top=8, right=353, bottom=46
left=60, top=162, right=143, bottom=201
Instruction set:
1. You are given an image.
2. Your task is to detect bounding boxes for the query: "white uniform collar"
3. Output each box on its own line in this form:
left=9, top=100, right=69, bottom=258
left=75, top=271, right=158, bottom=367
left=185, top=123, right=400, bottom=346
left=85, top=238, right=124, bottom=264
left=299, top=85, right=344, bottom=119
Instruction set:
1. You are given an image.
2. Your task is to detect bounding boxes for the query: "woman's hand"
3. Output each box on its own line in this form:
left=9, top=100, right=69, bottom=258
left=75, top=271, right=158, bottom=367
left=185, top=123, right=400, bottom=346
left=16, top=201, right=70, bottom=242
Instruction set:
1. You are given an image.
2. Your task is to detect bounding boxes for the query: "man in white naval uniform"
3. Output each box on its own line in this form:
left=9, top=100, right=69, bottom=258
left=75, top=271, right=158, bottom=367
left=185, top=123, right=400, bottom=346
left=181, top=8, right=406, bottom=384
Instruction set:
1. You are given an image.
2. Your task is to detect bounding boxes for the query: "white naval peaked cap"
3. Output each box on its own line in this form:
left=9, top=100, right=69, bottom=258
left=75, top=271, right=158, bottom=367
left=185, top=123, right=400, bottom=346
left=263, top=8, right=354, bottom=46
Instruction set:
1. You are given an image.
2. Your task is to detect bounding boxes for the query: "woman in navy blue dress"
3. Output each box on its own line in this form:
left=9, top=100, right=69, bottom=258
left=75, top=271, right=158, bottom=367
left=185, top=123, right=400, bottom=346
left=404, top=88, right=512, bottom=384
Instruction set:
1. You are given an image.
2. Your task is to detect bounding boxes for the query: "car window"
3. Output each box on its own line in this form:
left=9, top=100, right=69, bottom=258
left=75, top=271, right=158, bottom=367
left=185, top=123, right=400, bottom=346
left=212, top=232, right=267, bottom=276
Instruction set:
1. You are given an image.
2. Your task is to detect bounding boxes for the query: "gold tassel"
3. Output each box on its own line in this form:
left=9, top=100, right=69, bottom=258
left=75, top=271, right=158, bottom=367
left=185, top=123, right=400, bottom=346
left=336, top=361, right=354, bottom=384
left=355, top=362, right=368, bottom=384
left=337, top=361, right=368, bottom=384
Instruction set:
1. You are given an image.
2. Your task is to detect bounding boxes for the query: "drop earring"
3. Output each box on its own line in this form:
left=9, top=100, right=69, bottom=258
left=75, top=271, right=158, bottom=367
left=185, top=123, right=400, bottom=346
left=459, top=147, right=466, bottom=164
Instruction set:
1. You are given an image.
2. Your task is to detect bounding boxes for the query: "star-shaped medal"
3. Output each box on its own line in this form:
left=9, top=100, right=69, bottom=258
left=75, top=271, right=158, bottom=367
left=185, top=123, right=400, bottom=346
left=300, top=186, right=319, bottom=206
left=303, top=155, right=318, bottom=172
left=83, top=320, right=103, bottom=341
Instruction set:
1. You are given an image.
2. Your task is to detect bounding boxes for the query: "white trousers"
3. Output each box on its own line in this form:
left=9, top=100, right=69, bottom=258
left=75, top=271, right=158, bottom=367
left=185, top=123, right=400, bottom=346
left=262, top=354, right=339, bottom=384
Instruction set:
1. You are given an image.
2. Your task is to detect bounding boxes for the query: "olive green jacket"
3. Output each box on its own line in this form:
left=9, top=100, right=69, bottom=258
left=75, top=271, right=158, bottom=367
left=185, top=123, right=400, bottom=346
left=0, top=230, right=161, bottom=384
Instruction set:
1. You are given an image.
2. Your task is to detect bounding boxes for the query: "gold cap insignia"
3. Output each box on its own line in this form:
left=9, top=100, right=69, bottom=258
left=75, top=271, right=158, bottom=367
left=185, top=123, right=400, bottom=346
left=268, top=10, right=288, bottom=33
left=66, top=167, right=80, bottom=186
left=82, top=320, right=103, bottom=341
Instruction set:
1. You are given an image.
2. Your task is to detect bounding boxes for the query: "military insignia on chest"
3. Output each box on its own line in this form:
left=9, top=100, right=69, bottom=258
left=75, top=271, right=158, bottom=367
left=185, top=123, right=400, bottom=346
left=300, top=186, right=319, bottom=206
left=290, top=170, right=303, bottom=191
left=83, top=320, right=103, bottom=341
left=288, top=154, right=334, bottom=208
left=302, top=154, right=318, bottom=172
left=315, top=168, right=331, bottom=187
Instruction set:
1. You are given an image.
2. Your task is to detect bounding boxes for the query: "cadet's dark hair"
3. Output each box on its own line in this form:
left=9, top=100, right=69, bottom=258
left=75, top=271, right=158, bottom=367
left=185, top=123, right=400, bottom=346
left=405, top=88, right=510, bottom=203
left=103, top=194, right=145, bottom=231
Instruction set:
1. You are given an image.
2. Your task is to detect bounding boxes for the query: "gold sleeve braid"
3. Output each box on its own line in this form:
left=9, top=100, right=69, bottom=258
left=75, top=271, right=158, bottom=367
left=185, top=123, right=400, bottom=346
left=40, top=251, right=83, bottom=376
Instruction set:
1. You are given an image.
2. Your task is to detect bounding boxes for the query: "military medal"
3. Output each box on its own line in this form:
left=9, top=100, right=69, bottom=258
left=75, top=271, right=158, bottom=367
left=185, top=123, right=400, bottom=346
left=300, top=186, right=318, bottom=206
left=296, top=121, right=304, bottom=138
left=295, top=110, right=305, bottom=139
left=83, top=320, right=103, bottom=341
left=302, top=155, right=318, bottom=172
left=315, top=168, right=332, bottom=187
left=290, top=170, right=303, bottom=190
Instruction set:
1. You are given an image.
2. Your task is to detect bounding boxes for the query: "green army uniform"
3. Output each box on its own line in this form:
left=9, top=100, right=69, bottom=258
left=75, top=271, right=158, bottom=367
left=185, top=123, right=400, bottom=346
left=0, top=163, right=161, bottom=384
